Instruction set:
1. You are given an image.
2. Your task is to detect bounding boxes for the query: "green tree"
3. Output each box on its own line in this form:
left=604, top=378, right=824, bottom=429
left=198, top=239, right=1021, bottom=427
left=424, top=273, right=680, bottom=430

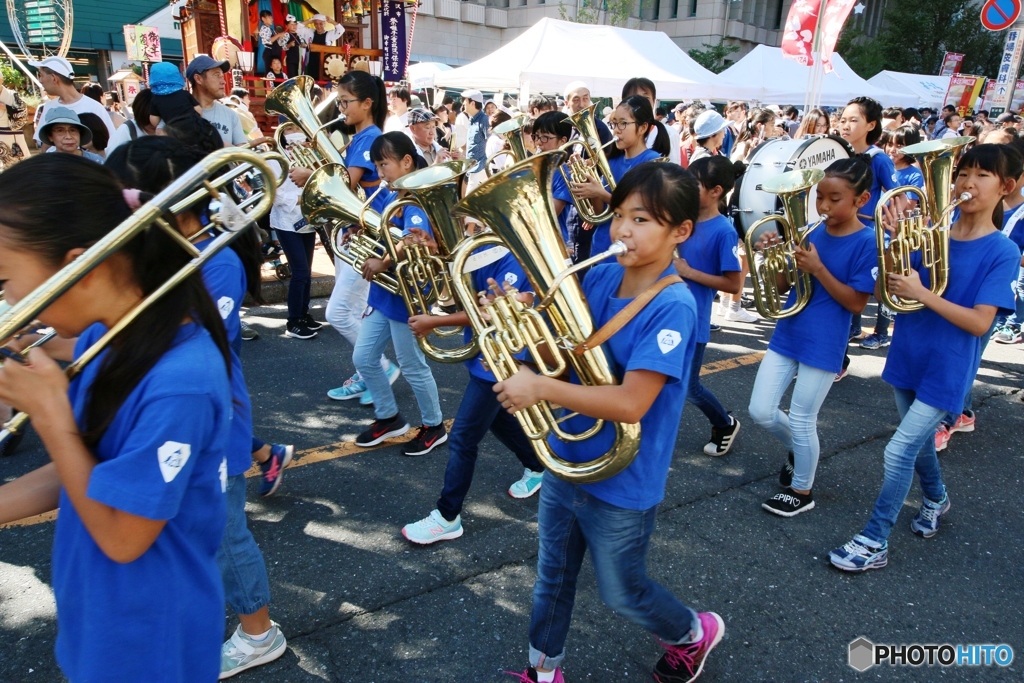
left=688, top=40, right=740, bottom=74
left=558, top=0, right=635, bottom=28
left=839, top=0, right=1002, bottom=78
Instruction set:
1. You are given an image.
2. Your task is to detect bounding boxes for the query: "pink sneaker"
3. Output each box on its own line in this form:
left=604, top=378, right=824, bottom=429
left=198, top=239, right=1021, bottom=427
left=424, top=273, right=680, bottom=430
left=949, top=410, right=975, bottom=434
left=652, top=612, right=725, bottom=682
left=504, top=668, right=564, bottom=683
left=934, top=424, right=951, bottom=452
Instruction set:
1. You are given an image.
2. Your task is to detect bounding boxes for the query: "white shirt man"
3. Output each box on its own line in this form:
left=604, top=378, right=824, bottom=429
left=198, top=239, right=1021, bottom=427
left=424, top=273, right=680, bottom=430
left=29, top=56, right=115, bottom=147
left=384, top=85, right=411, bottom=133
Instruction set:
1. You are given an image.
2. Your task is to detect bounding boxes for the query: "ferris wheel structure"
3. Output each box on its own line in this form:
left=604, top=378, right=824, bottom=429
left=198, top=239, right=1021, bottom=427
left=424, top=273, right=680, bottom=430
left=6, top=0, right=74, bottom=60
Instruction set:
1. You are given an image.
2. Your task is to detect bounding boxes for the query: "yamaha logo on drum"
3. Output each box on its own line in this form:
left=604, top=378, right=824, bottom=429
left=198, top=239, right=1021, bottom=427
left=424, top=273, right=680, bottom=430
left=797, top=148, right=836, bottom=169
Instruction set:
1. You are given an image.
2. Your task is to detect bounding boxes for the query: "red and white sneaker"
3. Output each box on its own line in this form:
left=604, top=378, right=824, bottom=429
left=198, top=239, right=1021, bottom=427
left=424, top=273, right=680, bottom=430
left=504, top=668, right=564, bottom=683
left=653, top=612, right=725, bottom=682
left=934, top=424, right=951, bottom=452
left=949, top=410, right=976, bottom=434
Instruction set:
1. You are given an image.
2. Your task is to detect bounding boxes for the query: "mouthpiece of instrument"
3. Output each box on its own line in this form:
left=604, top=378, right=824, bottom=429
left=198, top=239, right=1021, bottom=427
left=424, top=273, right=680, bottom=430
left=958, top=192, right=972, bottom=201
left=608, top=241, right=628, bottom=256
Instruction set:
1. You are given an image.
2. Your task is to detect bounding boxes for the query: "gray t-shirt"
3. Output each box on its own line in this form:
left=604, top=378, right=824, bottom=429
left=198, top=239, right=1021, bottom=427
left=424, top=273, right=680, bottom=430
left=201, top=101, right=246, bottom=146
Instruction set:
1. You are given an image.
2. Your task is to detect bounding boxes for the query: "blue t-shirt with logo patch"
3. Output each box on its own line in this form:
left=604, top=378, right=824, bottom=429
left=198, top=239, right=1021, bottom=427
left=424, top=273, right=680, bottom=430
left=591, top=149, right=662, bottom=255
left=462, top=246, right=533, bottom=382
left=54, top=322, right=230, bottom=683
left=196, top=237, right=254, bottom=476
left=896, top=165, right=924, bottom=190
left=883, top=231, right=1020, bottom=414
left=367, top=190, right=435, bottom=322
left=547, top=263, right=696, bottom=510
left=345, top=124, right=384, bottom=200
left=768, top=225, right=877, bottom=373
left=680, top=214, right=742, bottom=344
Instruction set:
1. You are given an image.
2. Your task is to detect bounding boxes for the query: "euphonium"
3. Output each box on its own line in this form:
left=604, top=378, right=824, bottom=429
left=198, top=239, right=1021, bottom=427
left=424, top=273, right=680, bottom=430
left=449, top=150, right=640, bottom=484
left=378, top=160, right=480, bottom=363
left=0, top=147, right=281, bottom=446
left=301, top=163, right=401, bottom=294
left=559, top=103, right=618, bottom=224
left=744, top=169, right=827, bottom=320
left=265, top=76, right=347, bottom=165
left=484, top=114, right=531, bottom=177
left=874, top=136, right=974, bottom=313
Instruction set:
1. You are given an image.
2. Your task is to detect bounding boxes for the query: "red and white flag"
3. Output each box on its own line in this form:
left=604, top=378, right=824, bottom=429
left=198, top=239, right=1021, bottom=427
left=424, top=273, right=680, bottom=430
left=781, top=0, right=858, bottom=73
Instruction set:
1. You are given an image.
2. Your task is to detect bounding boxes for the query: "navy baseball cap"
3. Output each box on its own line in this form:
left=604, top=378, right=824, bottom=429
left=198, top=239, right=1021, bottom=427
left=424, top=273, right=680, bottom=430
left=185, top=54, right=230, bottom=82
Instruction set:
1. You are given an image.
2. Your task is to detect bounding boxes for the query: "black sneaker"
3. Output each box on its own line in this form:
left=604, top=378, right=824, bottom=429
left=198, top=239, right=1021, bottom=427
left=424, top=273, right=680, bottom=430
left=762, top=488, right=815, bottom=517
left=703, top=416, right=740, bottom=456
left=285, top=320, right=318, bottom=339
left=355, top=414, right=410, bottom=447
left=402, top=423, right=448, bottom=456
left=779, top=451, right=794, bottom=487
left=302, top=313, right=323, bottom=331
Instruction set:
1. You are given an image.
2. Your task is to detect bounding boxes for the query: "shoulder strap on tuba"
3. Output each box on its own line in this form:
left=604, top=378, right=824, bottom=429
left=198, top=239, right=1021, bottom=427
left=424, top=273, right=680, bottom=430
left=572, top=275, right=684, bottom=356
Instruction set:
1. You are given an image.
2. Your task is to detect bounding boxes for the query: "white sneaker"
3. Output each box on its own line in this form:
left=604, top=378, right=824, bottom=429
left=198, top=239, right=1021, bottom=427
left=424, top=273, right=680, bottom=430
left=508, top=468, right=544, bottom=498
left=401, top=509, right=464, bottom=545
left=219, top=623, right=287, bottom=679
left=724, top=307, right=759, bottom=323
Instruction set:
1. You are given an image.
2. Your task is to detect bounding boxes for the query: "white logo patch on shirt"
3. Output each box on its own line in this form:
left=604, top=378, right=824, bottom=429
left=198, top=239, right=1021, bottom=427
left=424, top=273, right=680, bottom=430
left=157, top=441, right=192, bottom=483
left=410, top=213, right=423, bottom=225
left=657, top=329, right=681, bottom=354
left=219, top=457, right=228, bottom=493
left=363, top=150, right=371, bottom=161
left=871, top=266, right=879, bottom=281
left=504, top=272, right=518, bottom=286
left=217, top=296, right=235, bottom=320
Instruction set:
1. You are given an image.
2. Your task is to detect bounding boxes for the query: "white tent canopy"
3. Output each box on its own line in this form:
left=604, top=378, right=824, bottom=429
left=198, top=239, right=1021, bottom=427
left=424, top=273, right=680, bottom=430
left=867, top=71, right=950, bottom=109
left=717, top=45, right=918, bottom=108
left=408, top=61, right=452, bottom=90
left=432, top=17, right=754, bottom=101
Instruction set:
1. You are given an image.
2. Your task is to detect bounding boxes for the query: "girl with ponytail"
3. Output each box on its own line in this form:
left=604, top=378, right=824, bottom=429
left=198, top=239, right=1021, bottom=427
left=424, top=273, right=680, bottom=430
left=0, top=153, right=231, bottom=682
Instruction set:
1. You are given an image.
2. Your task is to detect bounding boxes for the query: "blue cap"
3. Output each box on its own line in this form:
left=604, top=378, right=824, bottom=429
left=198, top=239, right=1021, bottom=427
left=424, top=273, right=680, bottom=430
left=148, top=62, right=184, bottom=96
left=185, top=54, right=230, bottom=83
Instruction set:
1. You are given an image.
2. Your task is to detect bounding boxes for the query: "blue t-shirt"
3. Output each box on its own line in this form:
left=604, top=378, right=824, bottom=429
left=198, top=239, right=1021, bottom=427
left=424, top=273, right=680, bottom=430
left=896, top=165, right=924, bottom=190
left=345, top=124, right=383, bottom=192
left=197, top=238, right=254, bottom=476
left=680, top=214, right=742, bottom=343
left=591, top=149, right=663, bottom=255
left=551, top=163, right=574, bottom=242
left=463, top=246, right=533, bottom=382
left=1001, top=201, right=1024, bottom=254
left=547, top=263, right=697, bottom=510
left=54, top=323, right=230, bottom=683
left=768, top=225, right=877, bottom=373
left=367, top=189, right=434, bottom=322
left=883, top=231, right=1020, bottom=414
left=858, top=146, right=899, bottom=229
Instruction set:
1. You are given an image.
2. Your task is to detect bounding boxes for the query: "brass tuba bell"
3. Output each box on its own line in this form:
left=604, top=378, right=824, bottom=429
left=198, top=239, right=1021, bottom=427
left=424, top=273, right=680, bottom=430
left=743, top=169, right=827, bottom=320
left=874, top=136, right=973, bottom=313
left=265, top=76, right=347, bottom=166
left=483, top=114, right=531, bottom=177
left=559, top=103, right=618, bottom=224
left=378, top=160, right=480, bottom=363
left=449, top=150, right=640, bottom=484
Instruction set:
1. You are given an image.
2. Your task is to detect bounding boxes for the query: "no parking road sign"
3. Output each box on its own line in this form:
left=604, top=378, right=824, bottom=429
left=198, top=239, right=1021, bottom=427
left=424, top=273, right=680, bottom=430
left=982, top=0, right=1022, bottom=32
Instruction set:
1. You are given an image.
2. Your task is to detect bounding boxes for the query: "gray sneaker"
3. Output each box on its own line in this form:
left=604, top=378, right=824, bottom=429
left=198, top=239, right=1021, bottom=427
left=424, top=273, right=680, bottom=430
left=240, top=320, right=259, bottom=341
left=219, top=622, right=287, bottom=679
left=910, top=491, right=951, bottom=538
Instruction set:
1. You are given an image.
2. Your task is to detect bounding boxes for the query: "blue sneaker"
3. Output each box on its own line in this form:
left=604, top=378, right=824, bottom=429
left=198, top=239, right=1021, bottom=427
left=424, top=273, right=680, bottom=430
left=328, top=373, right=366, bottom=401
left=911, top=491, right=950, bottom=538
left=401, top=509, right=463, bottom=545
left=829, top=534, right=888, bottom=572
left=508, top=469, right=544, bottom=498
left=359, top=390, right=374, bottom=406
left=859, top=333, right=891, bottom=350
left=385, top=361, right=401, bottom=385
left=258, top=444, right=294, bottom=497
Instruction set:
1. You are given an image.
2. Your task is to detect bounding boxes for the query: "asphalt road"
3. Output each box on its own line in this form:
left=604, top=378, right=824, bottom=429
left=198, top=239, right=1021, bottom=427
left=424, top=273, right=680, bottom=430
left=1, top=297, right=1022, bottom=683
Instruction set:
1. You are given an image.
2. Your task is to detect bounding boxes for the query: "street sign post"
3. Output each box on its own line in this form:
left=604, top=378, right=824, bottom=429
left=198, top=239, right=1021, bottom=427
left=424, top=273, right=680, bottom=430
left=982, top=0, right=1023, bottom=32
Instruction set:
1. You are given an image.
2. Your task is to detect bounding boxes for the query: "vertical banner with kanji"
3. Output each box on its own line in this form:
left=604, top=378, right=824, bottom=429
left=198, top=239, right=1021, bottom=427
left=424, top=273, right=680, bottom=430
left=943, top=75, right=987, bottom=116
left=381, top=0, right=407, bottom=82
left=987, top=20, right=1024, bottom=117
left=123, top=25, right=162, bottom=63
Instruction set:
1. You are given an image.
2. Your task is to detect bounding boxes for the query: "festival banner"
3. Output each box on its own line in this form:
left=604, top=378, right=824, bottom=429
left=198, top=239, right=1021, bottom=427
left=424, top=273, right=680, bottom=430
left=781, top=0, right=822, bottom=66
left=939, top=52, right=965, bottom=76
left=987, top=24, right=1024, bottom=116
left=943, top=75, right=987, bottom=116
left=818, top=0, right=859, bottom=73
left=123, top=25, right=161, bottom=63
left=381, top=0, right=407, bottom=82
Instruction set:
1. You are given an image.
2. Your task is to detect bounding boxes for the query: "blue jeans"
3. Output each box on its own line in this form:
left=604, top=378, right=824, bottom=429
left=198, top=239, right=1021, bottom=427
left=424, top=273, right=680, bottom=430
left=995, top=265, right=1024, bottom=328
left=687, top=342, right=731, bottom=428
left=748, top=349, right=835, bottom=491
left=528, top=473, right=698, bottom=671
left=352, top=308, right=442, bottom=425
left=861, top=388, right=946, bottom=545
left=276, top=230, right=315, bottom=322
left=217, top=474, right=271, bottom=615
left=851, top=302, right=891, bottom=337
left=436, top=375, right=543, bottom=520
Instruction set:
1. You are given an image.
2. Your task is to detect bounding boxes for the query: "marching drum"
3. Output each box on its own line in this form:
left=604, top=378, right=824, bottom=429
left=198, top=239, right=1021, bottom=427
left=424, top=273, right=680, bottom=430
left=732, top=135, right=853, bottom=235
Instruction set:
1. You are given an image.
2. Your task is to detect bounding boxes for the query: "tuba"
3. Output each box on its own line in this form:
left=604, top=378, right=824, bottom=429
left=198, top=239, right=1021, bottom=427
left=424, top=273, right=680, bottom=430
left=484, top=114, right=531, bottom=177
left=743, top=169, right=826, bottom=320
left=559, top=103, right=618, bottom=224
left=265, top=76, right=348, bottom=166
left=0, top=147, right=281, bottom=446
left=378, top=160, right=480, bottom=363
left=874, top=136, right=973, bottom=313
left=301, top=164, right=400, bottom=293
left=449, top=150, right=640, bottom=484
